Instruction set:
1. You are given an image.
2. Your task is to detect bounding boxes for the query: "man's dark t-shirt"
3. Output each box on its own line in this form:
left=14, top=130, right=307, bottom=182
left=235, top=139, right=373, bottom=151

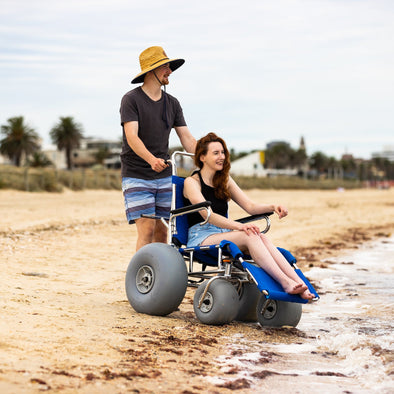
left=120, top=87, right=187, bottom=179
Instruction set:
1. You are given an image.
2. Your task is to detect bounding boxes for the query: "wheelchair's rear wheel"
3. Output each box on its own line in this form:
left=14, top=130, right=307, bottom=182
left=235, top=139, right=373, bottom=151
left=194, top=279, right=240, bottom=325
left=235, top=282, right=261, bottom=322
left=125, top=243, right=188, bottom=316
left=256, top=298, right=302, bottom=327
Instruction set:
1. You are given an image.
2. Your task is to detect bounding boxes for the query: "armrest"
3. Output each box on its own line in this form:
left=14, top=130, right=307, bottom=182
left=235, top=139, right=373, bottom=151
left=236, top=212, right=273, bottom=223
left=170, top=201, right=212, bottom=215
left=236, top=212, right=273, bottom=234
left=169, top=201, right=212, bottom=228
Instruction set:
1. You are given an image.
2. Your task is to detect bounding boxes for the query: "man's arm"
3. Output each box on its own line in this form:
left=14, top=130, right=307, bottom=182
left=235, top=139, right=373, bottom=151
left=174, top=126, right=196, bottom=153
left=124, top=121, right=168, bottom=172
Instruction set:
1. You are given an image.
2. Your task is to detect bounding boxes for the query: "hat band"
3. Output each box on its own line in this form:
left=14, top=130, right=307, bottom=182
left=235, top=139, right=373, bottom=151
left=149, top=57, right=170, bottom=67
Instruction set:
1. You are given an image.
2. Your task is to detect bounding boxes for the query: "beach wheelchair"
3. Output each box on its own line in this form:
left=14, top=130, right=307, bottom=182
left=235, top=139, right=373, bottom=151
left=125, top=151, right=319, bottom=327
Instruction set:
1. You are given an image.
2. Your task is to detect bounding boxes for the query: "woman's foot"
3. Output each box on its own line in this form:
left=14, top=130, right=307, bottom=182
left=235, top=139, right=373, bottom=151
left=284, top=281, right=308, bottom=295
left=300, top=289, right=314, bottom=300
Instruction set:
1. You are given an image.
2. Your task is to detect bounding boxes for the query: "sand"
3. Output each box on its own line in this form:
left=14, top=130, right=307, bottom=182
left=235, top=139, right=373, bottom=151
left=0, top=187, right=393, bottom=393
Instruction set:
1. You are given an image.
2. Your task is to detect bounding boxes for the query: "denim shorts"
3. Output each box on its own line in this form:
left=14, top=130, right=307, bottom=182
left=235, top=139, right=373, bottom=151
left=187, top=222, right=231, bottom=247
left=122, top=176, right=172, bottom=224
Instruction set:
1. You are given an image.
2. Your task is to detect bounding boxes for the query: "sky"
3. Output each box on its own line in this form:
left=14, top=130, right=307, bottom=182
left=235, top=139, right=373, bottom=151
left=1, top=0, right=393, bottom=160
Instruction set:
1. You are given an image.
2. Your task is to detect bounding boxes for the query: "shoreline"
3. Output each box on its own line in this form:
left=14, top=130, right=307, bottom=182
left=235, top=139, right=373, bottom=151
left=0, top=188, right=393, bottom=393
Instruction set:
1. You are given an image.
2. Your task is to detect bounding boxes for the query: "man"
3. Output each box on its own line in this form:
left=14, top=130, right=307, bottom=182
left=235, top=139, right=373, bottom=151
left=120, top=46, right=196, bottom=251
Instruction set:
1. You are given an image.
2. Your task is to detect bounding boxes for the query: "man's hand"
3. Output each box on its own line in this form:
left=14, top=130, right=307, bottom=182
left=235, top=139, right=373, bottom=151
left=150, top=158, right=169, bottom=172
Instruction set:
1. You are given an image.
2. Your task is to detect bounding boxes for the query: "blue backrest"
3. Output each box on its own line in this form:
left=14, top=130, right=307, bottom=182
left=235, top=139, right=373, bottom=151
left=172, top=175, right=189, bottom=246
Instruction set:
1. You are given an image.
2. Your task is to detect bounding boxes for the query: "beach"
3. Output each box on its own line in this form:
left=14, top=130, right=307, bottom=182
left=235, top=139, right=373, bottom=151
left=0, top=187, right=393, bottom=393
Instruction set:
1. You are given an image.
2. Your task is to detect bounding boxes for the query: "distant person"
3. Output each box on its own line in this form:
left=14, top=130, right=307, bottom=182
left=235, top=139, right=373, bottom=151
left=120, top=46, right=196, bottom=251
left=183, top=132, right=314, bottom=300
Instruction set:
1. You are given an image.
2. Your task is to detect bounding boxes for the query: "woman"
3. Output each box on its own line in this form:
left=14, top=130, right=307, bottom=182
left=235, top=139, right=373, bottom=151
left=183, top=132, right=313, bottom=300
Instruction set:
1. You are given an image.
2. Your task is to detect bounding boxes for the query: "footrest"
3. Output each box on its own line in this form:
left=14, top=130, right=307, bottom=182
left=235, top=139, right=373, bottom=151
left=242, top=262, right=309, bottom=304
left=294, top=268, right=320, bottom=300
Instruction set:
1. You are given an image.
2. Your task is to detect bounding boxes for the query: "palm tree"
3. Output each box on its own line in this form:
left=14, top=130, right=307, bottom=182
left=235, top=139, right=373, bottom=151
left=0, top=116, right=40, bottom=166
left=50, top=117, right=83, bottom=170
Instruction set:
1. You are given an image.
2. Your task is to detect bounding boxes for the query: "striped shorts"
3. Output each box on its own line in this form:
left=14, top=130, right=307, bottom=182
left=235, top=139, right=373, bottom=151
left=122, top=176, right=172, bottom=224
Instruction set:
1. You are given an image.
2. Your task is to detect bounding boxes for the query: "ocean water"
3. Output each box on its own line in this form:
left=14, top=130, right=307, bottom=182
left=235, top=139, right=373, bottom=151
left=210, top=237, right=394, bottom=393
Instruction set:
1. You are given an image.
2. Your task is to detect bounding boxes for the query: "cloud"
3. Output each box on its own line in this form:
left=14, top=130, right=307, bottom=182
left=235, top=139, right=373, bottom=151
left=1, top=0, right=393, bottom=158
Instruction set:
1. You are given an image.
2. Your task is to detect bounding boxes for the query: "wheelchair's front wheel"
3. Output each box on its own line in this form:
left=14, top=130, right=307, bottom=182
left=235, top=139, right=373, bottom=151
left=256, top=298, right=302, bottom=328
left=194, top=279, right=240, bottom=325
left=125, top=243, right=188, bottom=316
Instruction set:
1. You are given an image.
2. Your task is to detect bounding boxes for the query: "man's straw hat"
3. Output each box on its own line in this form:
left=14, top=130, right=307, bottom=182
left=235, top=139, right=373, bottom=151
left=131, top=46, right=185, bottom=84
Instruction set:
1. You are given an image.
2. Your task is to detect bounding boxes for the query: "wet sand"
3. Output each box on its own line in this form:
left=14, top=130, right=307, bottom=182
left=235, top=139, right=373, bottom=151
left=211, top=237, right=394, bottom=393
left=0, top=188, right=393, bottom=393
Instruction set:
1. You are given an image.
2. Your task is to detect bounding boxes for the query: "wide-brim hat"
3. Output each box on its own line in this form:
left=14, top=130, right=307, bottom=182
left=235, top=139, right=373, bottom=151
left=131, top=46, right=185, bottom=84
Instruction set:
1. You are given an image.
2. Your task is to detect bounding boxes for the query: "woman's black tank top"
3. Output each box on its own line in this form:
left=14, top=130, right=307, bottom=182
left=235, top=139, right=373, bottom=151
left=184, top=171, right=228, bottom=228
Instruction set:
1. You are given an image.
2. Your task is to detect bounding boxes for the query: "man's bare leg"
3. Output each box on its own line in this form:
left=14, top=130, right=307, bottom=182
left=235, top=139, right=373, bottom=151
left=135, top=218, right=156, bottom=251
left=152, top=219, right=168, bottom=243
left=135, top=218, right=168, bottom=251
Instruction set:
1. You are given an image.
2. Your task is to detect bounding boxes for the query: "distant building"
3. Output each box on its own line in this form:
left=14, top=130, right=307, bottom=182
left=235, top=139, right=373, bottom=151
left=42, top=137, right=122, bottom=169
left=299, top=136, right=306, bottom=151
left=231, top=150, right=299, bottom=178
left=73, top=137, right=121, bottom=168
left=231, top=151, right=267, bottom=177
left=231, top=136, right=308, bottom=178
left=298, top=136, right=308, bottom=176
left=42, top=145, right=67, bottom=169
left=341, top=153, right=354, bottom=161
left=0, top=153, right=11, bottom=165
left=372, top=146, right=394, bottom=162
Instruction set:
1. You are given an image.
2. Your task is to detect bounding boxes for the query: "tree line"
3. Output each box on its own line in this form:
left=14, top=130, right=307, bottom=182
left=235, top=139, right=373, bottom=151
left=0, top=116, right=83, bottom=170
left=230, top=143, right=393, bottom=181
left=1, top=116, right=393, bottom=181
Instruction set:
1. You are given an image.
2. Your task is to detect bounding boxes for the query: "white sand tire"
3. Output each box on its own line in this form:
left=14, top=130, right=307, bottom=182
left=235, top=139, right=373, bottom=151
left=125, top=243, right=187, bottom=316
left=256, top=298, right=302, bottom=327
left=194, top=279, right=240, bottom=325
left=235, top=282, right=262, bottom=322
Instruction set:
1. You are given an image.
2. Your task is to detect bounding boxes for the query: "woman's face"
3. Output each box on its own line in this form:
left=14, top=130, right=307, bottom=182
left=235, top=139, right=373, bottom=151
left=201, top=141, right=225, bottom=171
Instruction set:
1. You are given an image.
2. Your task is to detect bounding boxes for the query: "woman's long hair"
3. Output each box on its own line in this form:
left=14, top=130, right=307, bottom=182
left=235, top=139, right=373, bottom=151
left=194, top=132, right=231, bottom=201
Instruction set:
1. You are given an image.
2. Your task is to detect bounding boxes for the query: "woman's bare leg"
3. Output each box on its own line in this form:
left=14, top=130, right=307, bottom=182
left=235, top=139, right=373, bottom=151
left=201, top=232, right=307, bottom=295
left=259, top=234, right=305, bottom=282
left=259, top=234, right=314, bottom=299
